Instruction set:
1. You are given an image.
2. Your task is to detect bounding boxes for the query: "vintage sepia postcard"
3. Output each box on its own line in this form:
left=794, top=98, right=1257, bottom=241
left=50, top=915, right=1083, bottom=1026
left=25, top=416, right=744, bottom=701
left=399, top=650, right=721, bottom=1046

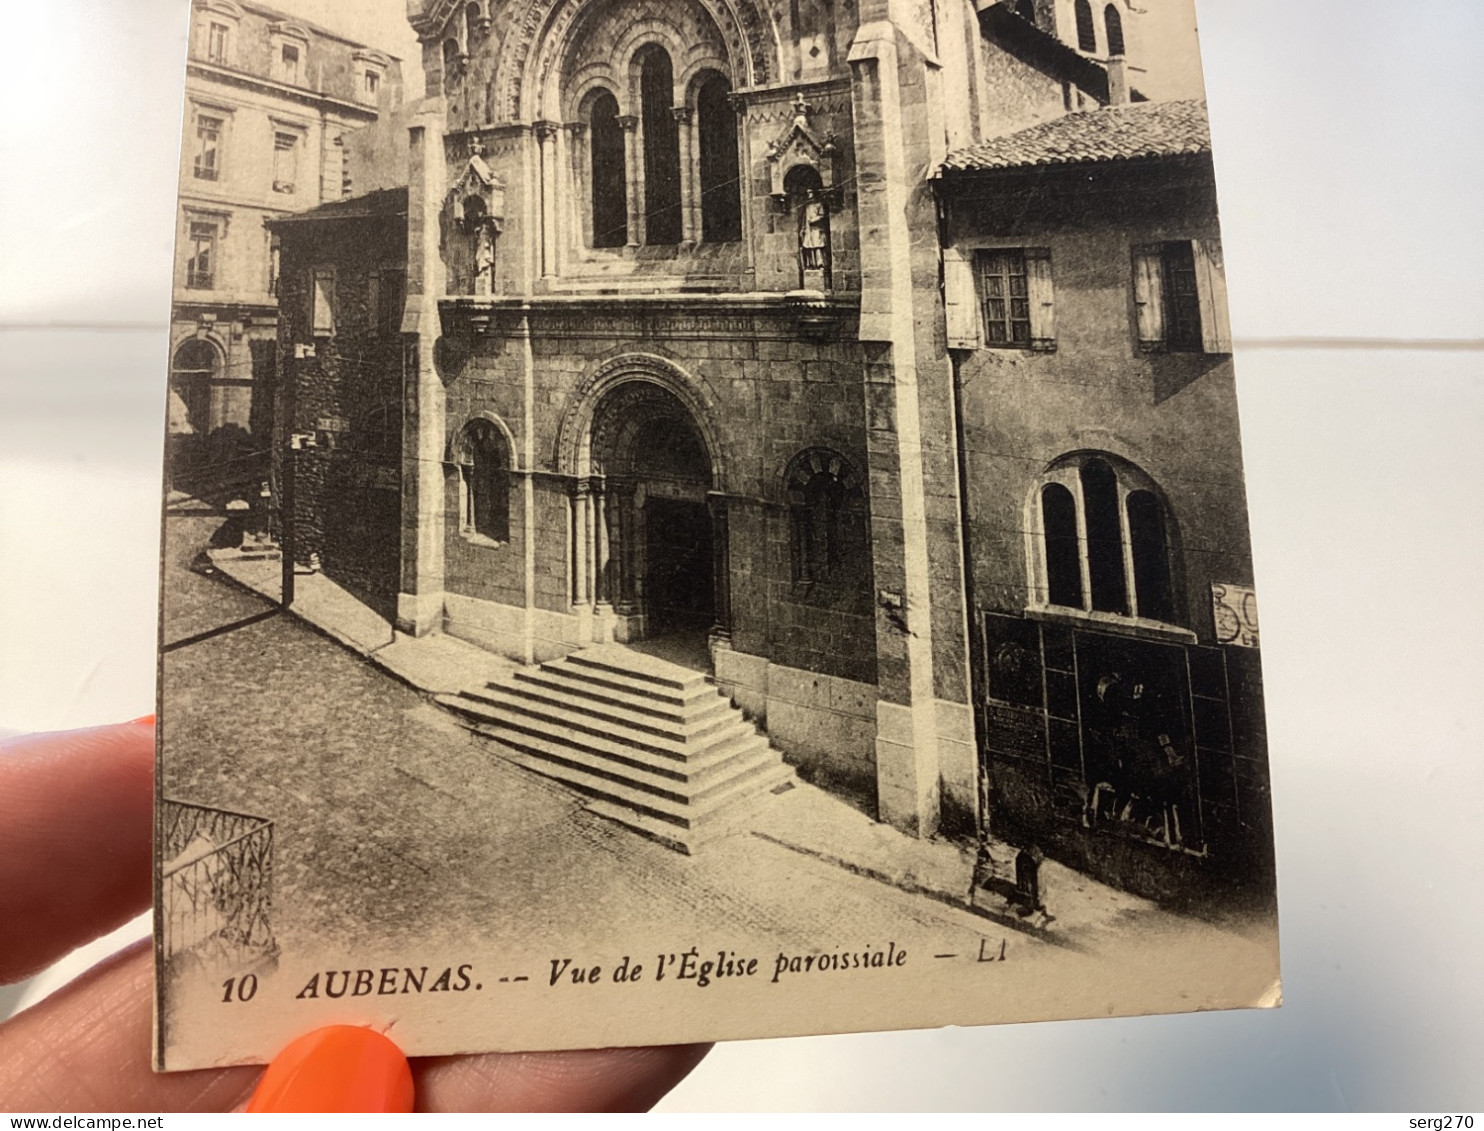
left=155, top=0, right=1280, bottom=1070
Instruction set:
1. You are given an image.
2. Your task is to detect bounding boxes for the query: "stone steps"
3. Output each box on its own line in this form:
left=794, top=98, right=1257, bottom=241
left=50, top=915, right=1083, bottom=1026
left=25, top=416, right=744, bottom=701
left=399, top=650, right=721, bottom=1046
left=439, top=645, right=794, bottom=852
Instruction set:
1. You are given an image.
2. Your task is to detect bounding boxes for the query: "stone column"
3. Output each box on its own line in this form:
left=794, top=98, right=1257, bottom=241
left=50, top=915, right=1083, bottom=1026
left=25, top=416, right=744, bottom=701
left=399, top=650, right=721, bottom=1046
left=593, top=480, right=615, bottom=644
left=618, top=115, right=641, bottom=248
left=708, top=493, right=732, bottom=644
left=593, top=481, right=611, bottom=606
left=569, top=480, right=587, bottom=611
left=673, top=105, right=697, bottom=248
left=535, top=121, right=559, bottom=281
left=564, top=121, right=587, bottom=256
left=396, top=103, right=450, bottom=637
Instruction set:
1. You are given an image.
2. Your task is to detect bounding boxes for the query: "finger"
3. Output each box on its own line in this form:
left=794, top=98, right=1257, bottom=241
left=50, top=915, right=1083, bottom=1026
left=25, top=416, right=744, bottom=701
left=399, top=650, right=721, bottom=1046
left=0, top=941, right=260, bottom=1113
left=0, top=723, right=155, bottom=983
left=0, top=940, right=710, bottom=1113
left=413, top=1042, right=711, bottom=1113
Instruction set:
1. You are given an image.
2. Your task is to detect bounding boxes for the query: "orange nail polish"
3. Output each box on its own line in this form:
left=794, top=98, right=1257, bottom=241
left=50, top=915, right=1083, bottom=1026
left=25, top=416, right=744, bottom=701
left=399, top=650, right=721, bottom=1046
left=129, top=715, right=156, bottom=726
left=246, top=1026, right=414, bottom=1113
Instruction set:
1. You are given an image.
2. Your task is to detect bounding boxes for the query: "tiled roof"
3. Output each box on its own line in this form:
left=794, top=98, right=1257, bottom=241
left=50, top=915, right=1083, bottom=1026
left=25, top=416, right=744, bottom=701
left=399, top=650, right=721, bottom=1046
left=267, top=186, right=408, bottom=225
left=939, top=99, right=1211, bottom=174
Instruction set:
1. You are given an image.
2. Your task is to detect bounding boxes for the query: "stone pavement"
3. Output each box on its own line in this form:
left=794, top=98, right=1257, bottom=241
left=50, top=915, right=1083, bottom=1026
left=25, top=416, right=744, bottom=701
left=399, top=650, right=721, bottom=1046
left=207, top=550, right=516, bottom=695
left=205, top=542, right=1173, bottom=947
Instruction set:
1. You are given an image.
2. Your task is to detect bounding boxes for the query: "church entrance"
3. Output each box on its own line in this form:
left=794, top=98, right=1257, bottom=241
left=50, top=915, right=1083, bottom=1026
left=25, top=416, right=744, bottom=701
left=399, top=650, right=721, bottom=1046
left=643, top=497, right=714, bottom=637
left=587, top=380, right=724, bottom=654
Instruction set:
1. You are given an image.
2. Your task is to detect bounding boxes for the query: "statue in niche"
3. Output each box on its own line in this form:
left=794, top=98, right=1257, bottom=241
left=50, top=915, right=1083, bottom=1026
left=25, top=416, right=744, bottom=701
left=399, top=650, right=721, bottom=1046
left=445, top=139, right=505, bottom=296
left=784, top=163, right=831, bottom=290
left=474, top=214, right=495, bottom=293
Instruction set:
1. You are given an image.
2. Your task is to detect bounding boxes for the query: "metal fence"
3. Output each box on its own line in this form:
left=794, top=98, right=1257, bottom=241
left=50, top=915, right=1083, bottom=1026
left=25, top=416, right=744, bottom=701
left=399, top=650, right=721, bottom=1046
left=159, top=799, right=277, bottom=970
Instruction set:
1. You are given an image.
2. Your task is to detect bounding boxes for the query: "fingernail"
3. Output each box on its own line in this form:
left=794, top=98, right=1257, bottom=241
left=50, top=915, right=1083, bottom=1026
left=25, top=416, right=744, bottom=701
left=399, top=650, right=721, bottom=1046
left=128, top=715, right=156, bottom=726
left=246, top=1026, right=414, bottom=1113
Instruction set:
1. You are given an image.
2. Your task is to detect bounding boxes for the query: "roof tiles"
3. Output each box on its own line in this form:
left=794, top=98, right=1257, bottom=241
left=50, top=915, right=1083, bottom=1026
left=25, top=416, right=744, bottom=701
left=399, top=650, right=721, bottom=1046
left=940, top=99, right=1211, bottom=174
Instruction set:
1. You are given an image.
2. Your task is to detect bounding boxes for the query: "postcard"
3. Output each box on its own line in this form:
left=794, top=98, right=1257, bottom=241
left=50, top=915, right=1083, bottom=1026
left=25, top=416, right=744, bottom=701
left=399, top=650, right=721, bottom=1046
left=155, top=0, right=1279, bottom=1069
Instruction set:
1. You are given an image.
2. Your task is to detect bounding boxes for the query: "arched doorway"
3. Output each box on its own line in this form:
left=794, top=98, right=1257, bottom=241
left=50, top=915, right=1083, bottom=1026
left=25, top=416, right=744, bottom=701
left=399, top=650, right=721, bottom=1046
left=590, top=381, right=717, bottom=645
left=168, top=338, right=221, bottom=492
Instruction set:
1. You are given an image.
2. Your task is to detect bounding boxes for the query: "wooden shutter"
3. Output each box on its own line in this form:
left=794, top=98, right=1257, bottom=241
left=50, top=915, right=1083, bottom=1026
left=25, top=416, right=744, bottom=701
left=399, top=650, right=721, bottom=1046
left=1193, top=237, right=1233, bottom=354
left=312, top=269, right=335, bottom=335
left=1025, top=247, right=1055, bottom=350
left=1132, top=244, right=1165, bottom=351
left=943, top=246, right=983, bottom=350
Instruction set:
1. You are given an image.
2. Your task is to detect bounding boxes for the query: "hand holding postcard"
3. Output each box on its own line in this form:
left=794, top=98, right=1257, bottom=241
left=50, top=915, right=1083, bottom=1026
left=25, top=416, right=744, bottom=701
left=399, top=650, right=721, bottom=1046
left=156, top=0, right=1279, bottom=1069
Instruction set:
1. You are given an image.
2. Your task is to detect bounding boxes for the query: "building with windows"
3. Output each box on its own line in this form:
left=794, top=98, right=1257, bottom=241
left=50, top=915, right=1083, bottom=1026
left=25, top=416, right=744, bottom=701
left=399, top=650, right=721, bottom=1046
left=169, top=0, right=403, bottom=497
left=272, top=0, right=1268, bottom=901
left=938, top=89, right=1268, bottom=899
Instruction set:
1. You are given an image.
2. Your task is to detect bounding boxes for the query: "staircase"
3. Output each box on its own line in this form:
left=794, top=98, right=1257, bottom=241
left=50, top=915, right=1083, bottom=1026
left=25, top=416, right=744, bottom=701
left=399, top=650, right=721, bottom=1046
left=437, top=645, right=794, bottom=853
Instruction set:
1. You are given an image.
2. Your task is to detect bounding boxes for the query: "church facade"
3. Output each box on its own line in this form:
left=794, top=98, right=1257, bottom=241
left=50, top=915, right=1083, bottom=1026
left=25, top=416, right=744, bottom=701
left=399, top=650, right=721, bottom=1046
left=272, top=0, right=1272, bottom=899
left=394, top=0, right=1008, bottom=839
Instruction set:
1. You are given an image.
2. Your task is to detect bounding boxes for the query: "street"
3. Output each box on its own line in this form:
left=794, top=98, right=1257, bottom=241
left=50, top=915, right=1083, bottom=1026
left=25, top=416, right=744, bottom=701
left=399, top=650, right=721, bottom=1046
left=162, top=511, right=999, bottom=948
left=158, top=511, right=1277, bottom=1064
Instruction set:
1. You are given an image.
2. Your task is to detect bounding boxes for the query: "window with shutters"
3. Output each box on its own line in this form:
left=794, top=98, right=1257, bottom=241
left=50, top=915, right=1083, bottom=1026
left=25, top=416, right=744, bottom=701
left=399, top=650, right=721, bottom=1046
left=1132, top=239, right=1232, bottom=354
left=945, top=247, right=1055, bottom=351
left=185, top=221, right=219, bottom=290
left=310, top=268, right=335, bottom=336
left=272, top=131, right=299, bottom=194
left=193, top=115, right=223, bottom=181
left=207, top=22, right=231, bottom=63
left=195, top=2, right=241, bottom=65
left=1030, top=453, right=1180, bottom=630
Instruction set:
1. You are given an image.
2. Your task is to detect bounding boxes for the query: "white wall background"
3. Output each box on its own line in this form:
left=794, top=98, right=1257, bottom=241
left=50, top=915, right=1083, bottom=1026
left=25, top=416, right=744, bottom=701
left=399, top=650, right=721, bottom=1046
left=1, top=0, right=1480, bottom=1111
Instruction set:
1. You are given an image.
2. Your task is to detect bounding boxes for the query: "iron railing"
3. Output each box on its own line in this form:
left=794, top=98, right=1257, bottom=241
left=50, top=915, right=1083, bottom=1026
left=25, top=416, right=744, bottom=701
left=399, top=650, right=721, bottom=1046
left=159, top=799, right=277, bottom=970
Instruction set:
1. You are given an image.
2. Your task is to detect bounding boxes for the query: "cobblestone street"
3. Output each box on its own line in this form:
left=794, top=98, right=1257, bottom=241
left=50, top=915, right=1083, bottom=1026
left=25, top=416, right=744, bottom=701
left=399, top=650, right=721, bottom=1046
left=160, top=514, right=1038, bottom=1038
left=159, top=511, right=1276, bottom=1061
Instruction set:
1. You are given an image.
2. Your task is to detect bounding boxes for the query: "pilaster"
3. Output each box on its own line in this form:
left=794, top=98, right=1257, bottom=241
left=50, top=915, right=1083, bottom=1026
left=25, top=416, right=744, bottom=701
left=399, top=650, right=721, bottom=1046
left=397, top=101, right=450, bottom=637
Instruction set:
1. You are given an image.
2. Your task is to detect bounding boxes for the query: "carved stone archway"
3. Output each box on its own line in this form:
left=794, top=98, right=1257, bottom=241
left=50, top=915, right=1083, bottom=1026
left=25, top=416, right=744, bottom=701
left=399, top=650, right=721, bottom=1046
left=557, top=354, right=731, bottom=648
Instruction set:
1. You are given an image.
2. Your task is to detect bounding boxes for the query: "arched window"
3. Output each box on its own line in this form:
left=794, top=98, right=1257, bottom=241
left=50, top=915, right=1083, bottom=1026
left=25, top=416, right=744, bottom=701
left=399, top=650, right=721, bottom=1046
left=169, top=339, right=219, bottom=436
left=1040, top=482, right=1081, bottom=608
left=637, top=45, right=682, bottom=245
left=456, top=418, right=510, bottom=543
left=1074, top=0, right=1097, bottom=52
left=588, top=91, right=628, bottom=248
left=1104, top=4, right=1125, bottom=56
left=1081, top=457, right=1126, bottom=613
left=786, top=448, right=868, bottom=610
left=1126, top=489, right=1172, bottom=622
left=784, top=164, right=831, bottom=288
left=1033, top=454, right=1177, bottom=624
left=697, top=73, right=741, bottom=243
left=442, top=38, right=461, bottom=83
